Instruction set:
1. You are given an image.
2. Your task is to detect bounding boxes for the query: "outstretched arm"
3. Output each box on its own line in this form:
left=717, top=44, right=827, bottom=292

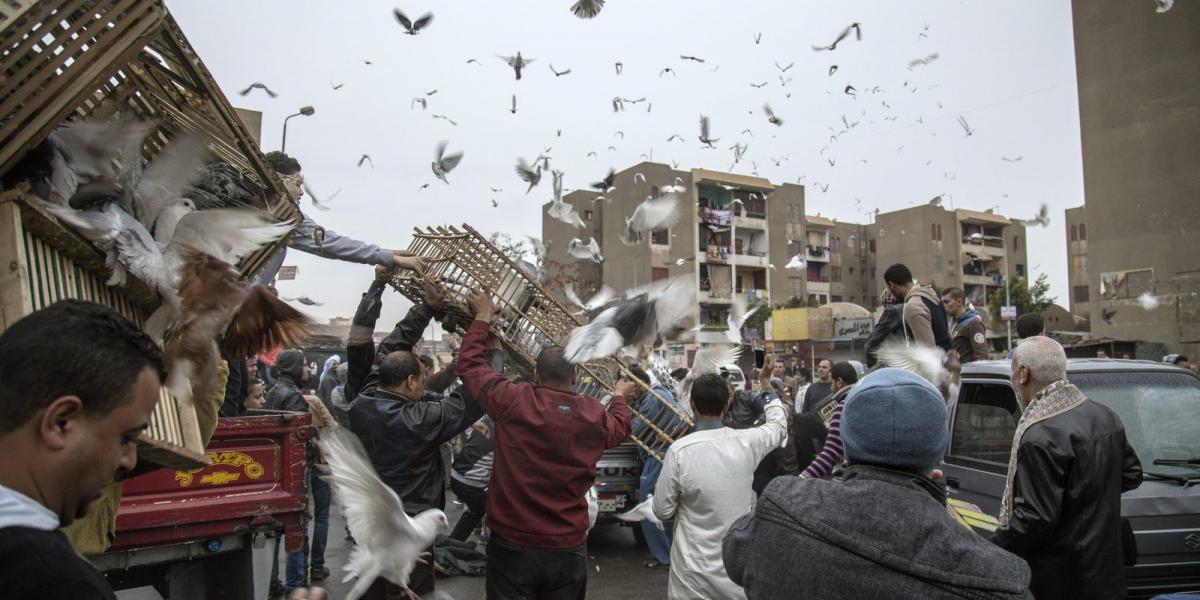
left=346, top=277, right=388, bottom=403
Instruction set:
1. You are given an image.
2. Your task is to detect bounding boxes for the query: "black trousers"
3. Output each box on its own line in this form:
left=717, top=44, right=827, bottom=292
left=449, top=479, right=488, bottom=541
left=486, top=532, right=587, bottom=600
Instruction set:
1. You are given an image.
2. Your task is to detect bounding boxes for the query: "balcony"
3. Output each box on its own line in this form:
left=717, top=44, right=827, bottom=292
left=805, top=244, right=830, bottom=263
left=730, top=252, right=768, bottom=268
left=732, top=213, right=766, bottom=230
left=807, top=279, right=831, bottom=294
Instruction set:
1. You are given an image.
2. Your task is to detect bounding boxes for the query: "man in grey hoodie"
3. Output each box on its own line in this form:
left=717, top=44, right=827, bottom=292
left=723, top=368, right=1033, bottom=599
left=254, top=152, right=426, bottom=284
left=883, top=263, right=952, bottom=350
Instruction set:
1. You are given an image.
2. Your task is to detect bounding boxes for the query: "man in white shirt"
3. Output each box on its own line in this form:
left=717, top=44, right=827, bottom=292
left=653, top=370, right=788, bottom=600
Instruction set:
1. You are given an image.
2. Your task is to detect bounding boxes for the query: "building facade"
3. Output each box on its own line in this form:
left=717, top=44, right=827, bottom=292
left=1070, top=0, right=1200, bottom=356
left=1064, top=205, right=1090, bottom=324
left=541, top=162, right=802, bottom=345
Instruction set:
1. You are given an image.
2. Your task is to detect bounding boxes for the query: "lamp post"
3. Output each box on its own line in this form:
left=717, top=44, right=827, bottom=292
left=280, top=106, right=315, bottom=152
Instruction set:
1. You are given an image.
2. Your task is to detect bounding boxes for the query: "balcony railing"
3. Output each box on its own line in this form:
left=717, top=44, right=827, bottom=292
left=807, top=276, right=830, bottom=283
left=805, top=244, right=830, bottom=262
left=962, top=236, right=1004, bottom=249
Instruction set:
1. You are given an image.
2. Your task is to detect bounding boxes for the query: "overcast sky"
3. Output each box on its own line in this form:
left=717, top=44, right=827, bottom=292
left=168, top=0, right=1083, bottom=329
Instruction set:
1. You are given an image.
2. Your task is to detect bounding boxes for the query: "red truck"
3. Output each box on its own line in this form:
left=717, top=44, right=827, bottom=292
left=93, top=412, right=313, bottom=598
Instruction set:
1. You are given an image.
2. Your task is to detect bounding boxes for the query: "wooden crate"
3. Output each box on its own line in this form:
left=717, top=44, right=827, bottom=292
left=389, top=224, right=693, bottom=461
left=0, top=1, right=301, bottom=469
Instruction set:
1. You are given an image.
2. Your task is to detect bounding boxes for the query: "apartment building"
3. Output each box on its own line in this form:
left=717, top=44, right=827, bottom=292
left=800, top=216, right=877, bottom=307
left=1065, top=206, right=1090, bottom=323
left=872, top=200, right=1029, bottom=315
left=541, top=162, right=803, bottom=345
left=1070, top=0, right=1200, bottom=356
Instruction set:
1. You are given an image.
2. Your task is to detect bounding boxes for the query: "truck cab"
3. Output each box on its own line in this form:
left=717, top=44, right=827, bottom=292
left=943, top=359, right=1200, bottom=598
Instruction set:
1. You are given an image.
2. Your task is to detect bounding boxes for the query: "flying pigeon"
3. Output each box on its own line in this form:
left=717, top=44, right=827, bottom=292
left=625, top=194, right=683, bottom=244
left=785, top=255, right=805, bottom=270
left=238, top=82, right=277, bottom=97
left=432, top=114, right=458, bottom=126
left=873, top=341, right=958, bottom=400
left=509, top=94, right=518, bottom=114
left=908, top=53, right=939, bottom=69
left=567, top=237, right=604, bottom=264
left=812, top=22, right=862, bottom=52
left=698, top=115, right=719, bottom=148
left=570, top=0, right=606, bottom=18
left=680, top=55, right=705, bottom=63
left=565, top=284, right=616, bottom=316
left=829, top=65, right=838, bottom=76
left=1011, top=203, right=1050, bottom=228
left=1102, top=307, right=1117, bottom=325
left=393, top=8, right=433, bottom=35
left=750, top=81, right=768, bottom=88
left=564, top=275, right=696, bottom=363
left=1138, top=292, right=1160, bottom=311
left=591, top=168, right=616, bottom=193
left=550, top=64, right=572, bottom=77
left=317, top=430, right=449, bottom=600
left=659, top=68, right=676, bottom=77
left=515, top=157, right=543, bottom=194
left=498, top=52, right=535, bottom=80
left=357, top=154, right=374, bottom=169
left=763, top=104, right=783, bottom=127
left=775, top=61, right=794, bottom=72
left=614, top=61, right=623, bottom=75
left=301, top=183, right=341, bottom=211
left=753, top=32, right=762, bottom=44
left=957, top=115, right=974, bottom=136
left=726, top=296, right=761, bottom=344
left=285, top=296, right=324, bottom=306
left=411, top=97, right=427, bottom=110
left=430, top=141, right=463, bottom=184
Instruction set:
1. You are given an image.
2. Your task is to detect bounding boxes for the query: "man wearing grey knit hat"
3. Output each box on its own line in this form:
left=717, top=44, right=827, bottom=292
left=723, top=368, right=1033, bottom=600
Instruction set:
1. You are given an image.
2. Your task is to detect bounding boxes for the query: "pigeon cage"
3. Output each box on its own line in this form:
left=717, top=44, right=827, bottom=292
left=387, top=224, right=693, bottom=461
left=0, top=0, right=301, bottom=469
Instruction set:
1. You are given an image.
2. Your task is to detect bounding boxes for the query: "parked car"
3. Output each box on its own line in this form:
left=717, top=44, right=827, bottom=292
left=943, top=359, right=1200, bottom=598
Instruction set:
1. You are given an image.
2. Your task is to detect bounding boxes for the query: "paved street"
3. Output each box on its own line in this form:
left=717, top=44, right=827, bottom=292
left=253, top=500, right=669, bottom=599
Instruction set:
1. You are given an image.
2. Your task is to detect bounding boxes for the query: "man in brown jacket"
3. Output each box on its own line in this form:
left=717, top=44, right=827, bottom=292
left=941, top=287, right=990, bottom=363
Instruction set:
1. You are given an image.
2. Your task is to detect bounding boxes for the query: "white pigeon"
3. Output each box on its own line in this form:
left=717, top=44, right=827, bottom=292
left=546, top=169, right=585, bottom=228
left=726, top=296, right=761, bottom=344
left=662, top=177, right=687, bottom=194
left=317, top=430, right=449, bottom=600
left=874, top=341, right=958, bottom=400
left=567, top=237, right=604, bottom=263
left=614, top=495, right=665, bottom=532
left=625, top=193, right=683, bottom=244
left=1138, top=292, right=1160, bottom=311
left=676, top=343, right=742, bottom=407
left=564, top=284, right=615, bottom=315
left=785, top=255, right=805, bottom=270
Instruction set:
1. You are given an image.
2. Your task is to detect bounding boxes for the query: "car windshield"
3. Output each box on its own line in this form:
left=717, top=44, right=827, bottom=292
left=1070, top=371, right=1200, bottom=478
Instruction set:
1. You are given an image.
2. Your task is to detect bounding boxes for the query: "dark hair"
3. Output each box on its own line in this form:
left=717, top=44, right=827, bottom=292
left=1174, top=355, right=1189, bottom=365
left=378, top=351, right=423, bottom=388
left=418, top=354, right=435, bottom=370
left=250, top=378, right=264, bottom=388
left=0, top=300, right=166, bottom=433
left=883, top=263, right=913, bottom=286
left=794, top=367, right=811, bottom=382
left=690, top=373, right=731, bottom=417
left=817, top=358, right=832, bottom=368
left=670, top=367, right=689, bottom=381
left=1015, top=313, right=1044, bottom=339
left=264, top=151, right=302, bottom=175
left=831, top=362, right=858, bottom=386
left=626, top=365, right=650, bottom=385
left=535, top=346, right=574, bottom=387
left=941, top=287, right=966, bottom=301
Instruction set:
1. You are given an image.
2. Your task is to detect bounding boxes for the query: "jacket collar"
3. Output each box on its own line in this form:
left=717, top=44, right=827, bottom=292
left=372, top=387, right=420, bottom=403
left=693, top=418, right=725, bottom=432
left=842, top=464, right=947, bottom=506
left=954, top=308, right=981, bottom=326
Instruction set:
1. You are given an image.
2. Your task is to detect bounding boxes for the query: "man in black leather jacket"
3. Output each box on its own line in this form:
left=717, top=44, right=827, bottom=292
left=265, top=349, right=310, bottom=412
left=991, top=336, right=1143, bottom=600
left=346, top=275, right=483, bottom=598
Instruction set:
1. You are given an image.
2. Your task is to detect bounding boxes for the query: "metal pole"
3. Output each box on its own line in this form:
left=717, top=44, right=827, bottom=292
left=281, top=113, right=296, bottom=152
left=1005, top=254, right=1012, bottom=352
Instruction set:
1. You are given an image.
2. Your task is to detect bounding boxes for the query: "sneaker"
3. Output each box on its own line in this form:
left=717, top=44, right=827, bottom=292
left=310, top=565, right=330, bottom=581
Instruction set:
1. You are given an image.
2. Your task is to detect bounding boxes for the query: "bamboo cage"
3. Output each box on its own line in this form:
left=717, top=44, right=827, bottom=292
left=388, top=224, right=694, bottom=462
left=0, top=0, right=301, bottom=470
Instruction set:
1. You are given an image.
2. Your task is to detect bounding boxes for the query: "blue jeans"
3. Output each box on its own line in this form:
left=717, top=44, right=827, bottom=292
left=639, top=457, right=674, bottom=565
left=285, top=467, right=332, bottom=590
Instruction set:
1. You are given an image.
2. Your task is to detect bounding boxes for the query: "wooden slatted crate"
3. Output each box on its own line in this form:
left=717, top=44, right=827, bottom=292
left=0, top=1, right=300, bottom=470
left=388, top=224, right=693, bottom=461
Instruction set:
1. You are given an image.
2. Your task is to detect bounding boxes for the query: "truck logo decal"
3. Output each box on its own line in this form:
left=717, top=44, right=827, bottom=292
left=174, top=451, right=265, bottom=487
left=1187, top=533, right=1200, bottom=551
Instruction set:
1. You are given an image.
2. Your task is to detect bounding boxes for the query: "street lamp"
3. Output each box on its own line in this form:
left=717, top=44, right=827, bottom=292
left=281, top=106, right=315, bottom=152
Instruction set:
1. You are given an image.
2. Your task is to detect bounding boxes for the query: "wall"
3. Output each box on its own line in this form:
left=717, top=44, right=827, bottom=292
left=1072, top=0, right=1200, bottom=355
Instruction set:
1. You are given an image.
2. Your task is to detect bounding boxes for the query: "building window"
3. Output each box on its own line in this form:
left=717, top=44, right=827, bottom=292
left=1012, top=236, right=1021, bottom=250
left=584, top=209, right=593, bottom=220
left=1078, top=223, right=1086, bottom=240
left=1070, top=225, right=1078, bottom=241
left=931, top=223, right=942, bottom=242
left=868, top=239, right=876, bottom=253
left=1073, top=285, right=1090, bottom=303
left=1072, top=255, right=1087, bottom=273
left=791, top=277, right=804, bottom=299
left=1016, top=264, right=1025, bottom=277
left=849, top=267, right=855, bottom=275
left=831, top=295, right=842, bottom=302
left=831, top=266, right=841, bottom=282
left=651, top=228, right=670, bottom=245
left=652, top=267, right=669, bottom=281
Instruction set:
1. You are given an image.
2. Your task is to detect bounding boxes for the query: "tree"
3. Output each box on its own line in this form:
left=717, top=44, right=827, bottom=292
left=487, top=231, right=531, bottom=264
left=987, top=273, right=1057, bottom=328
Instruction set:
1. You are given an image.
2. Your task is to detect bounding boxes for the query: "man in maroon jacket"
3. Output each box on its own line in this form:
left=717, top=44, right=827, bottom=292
left=458, top=289, right=634, bottom=600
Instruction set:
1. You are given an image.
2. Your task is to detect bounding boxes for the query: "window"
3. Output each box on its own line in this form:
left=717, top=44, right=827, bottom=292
left=1015, top=264, right=1025, bottom=277
left=1073, top=285, right=1090, bottom=303
left=1072, top=255, right=1087, bottom=273
left=652, top=267, right=669, bottom=281
left=651, top=228, right=669, bottom=245
left=849, top=267, right=855, bottom=275
left=947, top=384, right=1020, bottom=473
left=933, top=255, right=944, bottom=275
left=1079, top=223, right=1086, bottom=240
left=868, top=239, right=876, bottom=253
left=831, top=295, right=843, bottom=302
left=791, top=277, right=804, bottom=299
left=831, top=266, right=841, bottom=282
left=931, top=223, right=942, bottom=242
left=584, top=209, right=593, bottom=220
left=1012, top=236, right=1021, bottom=250
left=1070, top=225, right=1078, bottom=241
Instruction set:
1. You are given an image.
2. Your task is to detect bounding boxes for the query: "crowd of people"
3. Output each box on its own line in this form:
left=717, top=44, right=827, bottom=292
left=1, top=148, right=1189, bottom=600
